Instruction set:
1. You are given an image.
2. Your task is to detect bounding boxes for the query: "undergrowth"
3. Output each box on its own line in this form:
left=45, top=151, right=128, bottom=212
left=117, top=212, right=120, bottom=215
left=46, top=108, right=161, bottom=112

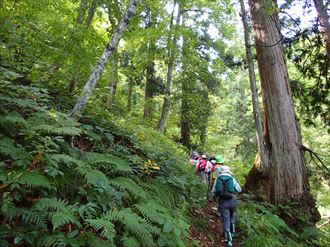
left=238, top=194, right=324, bottom=247
left=0, top=70, right=202, bottom=246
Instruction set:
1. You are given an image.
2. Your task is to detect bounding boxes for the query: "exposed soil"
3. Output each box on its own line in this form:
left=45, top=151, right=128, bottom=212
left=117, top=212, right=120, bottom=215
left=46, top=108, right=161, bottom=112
left=189, top=201, right=241, bottom=247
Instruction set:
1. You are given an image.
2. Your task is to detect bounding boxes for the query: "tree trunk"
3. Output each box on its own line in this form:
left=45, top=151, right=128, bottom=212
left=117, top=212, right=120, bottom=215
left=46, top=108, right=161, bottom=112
left=245, top=0, right=318, bottom=221
left=180, top=13, right=190, bottom=148
left=143, top=10, right=157, bottom=118
left=239, top=0, right=269, bottom=165
left=76, top=0, right=88, bottom=24
left=313, top=0, right=330, bottom=69
left=86, top=0, right=98, bottom=28
left=107, top=52, right=118, bottom=107
left=70, top=0, right=138, bottom=117
left=127, top=78, right=133, bottom=112
left=157, top=0, right=181, bottom=133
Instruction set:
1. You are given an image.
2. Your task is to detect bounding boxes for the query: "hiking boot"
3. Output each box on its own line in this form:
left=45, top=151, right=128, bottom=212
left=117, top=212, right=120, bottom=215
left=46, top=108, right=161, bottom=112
left=225, top=231, right=233, bottom=247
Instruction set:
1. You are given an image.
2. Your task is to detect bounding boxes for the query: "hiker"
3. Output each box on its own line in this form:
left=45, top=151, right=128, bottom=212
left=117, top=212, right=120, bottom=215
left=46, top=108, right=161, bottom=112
left=212, top=156, right=224, bottom=186
left=212, top=165, right=241, bottom=247
left=196, top=154, right=211, bottom=184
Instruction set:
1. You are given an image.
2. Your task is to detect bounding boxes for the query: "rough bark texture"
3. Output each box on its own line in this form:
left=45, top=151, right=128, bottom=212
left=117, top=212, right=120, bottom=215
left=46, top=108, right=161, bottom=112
left=239, top=0, right=269, bottom=167
left=313, top=0, right=330, bottom=67
left=245, top=0, right=318, bottom=218
left=70, top=0, right=138, bottom=117
left=157, top=0, right=181, bottom=133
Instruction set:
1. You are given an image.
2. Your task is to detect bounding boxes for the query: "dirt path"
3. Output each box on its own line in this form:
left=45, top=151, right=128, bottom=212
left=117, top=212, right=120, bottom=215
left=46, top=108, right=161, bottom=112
left=189, top=201, right=240, bottom=247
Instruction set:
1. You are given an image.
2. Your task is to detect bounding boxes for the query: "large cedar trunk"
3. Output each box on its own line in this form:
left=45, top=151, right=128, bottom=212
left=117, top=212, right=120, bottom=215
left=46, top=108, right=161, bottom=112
left=245, top=0, right=319, bottom=222
left=313, top=0, right=330, bottom=63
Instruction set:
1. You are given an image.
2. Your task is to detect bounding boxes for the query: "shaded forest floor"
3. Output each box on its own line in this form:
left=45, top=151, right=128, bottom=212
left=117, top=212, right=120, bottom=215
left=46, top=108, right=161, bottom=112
left=189, top=201, right=241, bottom=247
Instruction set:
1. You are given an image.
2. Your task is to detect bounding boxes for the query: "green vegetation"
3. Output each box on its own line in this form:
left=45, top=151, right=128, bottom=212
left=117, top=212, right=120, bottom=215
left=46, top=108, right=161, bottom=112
left=0, top=0, right=329, bottom=246
left=0, top=77, right=202, bottom=246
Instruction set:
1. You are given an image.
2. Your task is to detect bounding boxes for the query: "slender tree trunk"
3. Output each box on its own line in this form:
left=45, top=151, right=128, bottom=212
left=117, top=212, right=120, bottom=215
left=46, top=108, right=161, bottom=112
left=76, top=0, right=88, bottom=24
left=143, top=10, right=157, bottom=118
left=245, top=1, right=319, bottom=221
left=313, top=0, right=330, bottom=70
left=144, top=61, right=156, bottom=117
left=70, top=0, right=138, bottom=117
left=180, top=13, right=190, bottom=148
left=86, top=0, right=98, bottom=28
left=127, top=78, right=133, bottom=112
left=157, top=0, right=181, bottom=133
left=239, top=0, right=269, bottom=166
left=107, top=5, right=120, bottom=107
left=107, top=52, right=118, bottom=107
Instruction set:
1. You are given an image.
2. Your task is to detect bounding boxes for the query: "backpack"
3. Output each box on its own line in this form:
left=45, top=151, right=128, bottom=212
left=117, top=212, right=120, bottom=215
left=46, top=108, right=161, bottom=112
left=198, top=159, right=207, bottom=171
left=215, top=175, right=234, bottom=199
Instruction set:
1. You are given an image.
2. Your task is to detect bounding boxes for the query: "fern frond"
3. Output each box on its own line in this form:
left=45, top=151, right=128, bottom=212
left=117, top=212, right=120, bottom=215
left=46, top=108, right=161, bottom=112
left=17, top=171, right=53, bottom=189
left=35, top=198, right=71, bottom=212
left=0, top=137, right=32, bottom=165
left=33, top=125, right=81, bottom=136
left=82, top=232, right=116, bottom=247
left=51, top=211, right=80, bottom=231
left=121, top=235, right=140, bottom=247
left=38, top=232, right=68, bottom=247
left=103, top=208, right=157, bottom=239
left=0, top=111, right=28, bottom=127
left=84, top=153, right=132, bottom=173
left=85, top=219, right=115, bottom=240
left=85, top=170, right=109, bottom=188
left=19, top=208, right=47, bottom=229
left=78, top=202, right=100, bottom=220
left=48, top=154, right=83, bottom=167
left=109, top=177, right=146, bottom=200
left=134, top=202, right=168, bottom=225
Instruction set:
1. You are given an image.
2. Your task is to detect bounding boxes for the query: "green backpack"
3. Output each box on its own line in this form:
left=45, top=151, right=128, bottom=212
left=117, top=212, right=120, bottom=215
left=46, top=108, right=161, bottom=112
left=215, top=175, right=234, bottom=198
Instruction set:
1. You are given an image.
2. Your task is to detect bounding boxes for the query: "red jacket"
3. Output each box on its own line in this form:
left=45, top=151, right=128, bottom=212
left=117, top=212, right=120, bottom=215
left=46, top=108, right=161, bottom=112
left=196, top=159, right=207, bottom=172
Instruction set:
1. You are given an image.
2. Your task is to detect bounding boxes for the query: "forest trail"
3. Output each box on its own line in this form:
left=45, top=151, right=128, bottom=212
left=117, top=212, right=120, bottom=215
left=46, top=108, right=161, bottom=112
left=189, top=201, right=240, bottom=247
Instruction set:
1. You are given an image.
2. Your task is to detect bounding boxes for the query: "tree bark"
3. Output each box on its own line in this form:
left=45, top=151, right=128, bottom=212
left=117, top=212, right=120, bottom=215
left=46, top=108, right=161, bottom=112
left=70, top=0, right=138, bottom=117
left=127, top=78, right=133, bottom=112
left=143, top=10, right=157, bottom=118
left=157, top=0, right=181, bottom=133
left=245, top=1, right=318, bottom=220
left=107, top=52, right=118, bottom=107
left=180, top=13, right=190, bottom=148
left=313, top=0, right=330, bottom=68
left=86, top=0, right=98, bottom=28
left=76, top=0, right=88, bottom=24
left=239, top=0, right=269, bottom=167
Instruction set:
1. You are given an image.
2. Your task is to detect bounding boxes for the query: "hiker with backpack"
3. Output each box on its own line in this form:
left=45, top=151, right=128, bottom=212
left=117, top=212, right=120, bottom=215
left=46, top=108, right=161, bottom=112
left=212, top=165, right=241, bottom=247
left=196, top=154, right=211, bottom=184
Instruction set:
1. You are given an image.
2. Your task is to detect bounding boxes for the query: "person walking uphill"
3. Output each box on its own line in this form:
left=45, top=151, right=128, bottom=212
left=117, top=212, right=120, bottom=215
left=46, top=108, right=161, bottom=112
left=212, top=166, right=241, bottom=247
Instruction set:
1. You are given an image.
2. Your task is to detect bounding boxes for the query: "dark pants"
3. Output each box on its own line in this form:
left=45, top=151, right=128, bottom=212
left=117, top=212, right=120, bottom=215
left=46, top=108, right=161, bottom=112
left=218, top=197, right=237, bottom=232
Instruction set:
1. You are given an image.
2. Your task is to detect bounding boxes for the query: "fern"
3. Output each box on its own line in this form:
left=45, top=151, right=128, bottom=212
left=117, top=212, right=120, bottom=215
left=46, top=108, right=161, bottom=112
left=85, top=170, right=110, bottom=188
left=33, top=125, right=82, bottom=136
left=0, top=111, right=28, bottom=127
left=19, top=208, right=47, bottom=229
left=109, top=177, right=146, bottom=200
left=103, top=208, right=159, bottom=239
left=134, top=202, right=168, bottom=225
left=51, top=211, right=80, bottom=231
left=121, top=235, right=140, bottom=247
left=17, top=171, right=53, bottom=189
left=77, top=202, right=100, bottom=220
left=47, top=154, right=83, bottom=167
left=85, top=219, right=115, bottom=241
